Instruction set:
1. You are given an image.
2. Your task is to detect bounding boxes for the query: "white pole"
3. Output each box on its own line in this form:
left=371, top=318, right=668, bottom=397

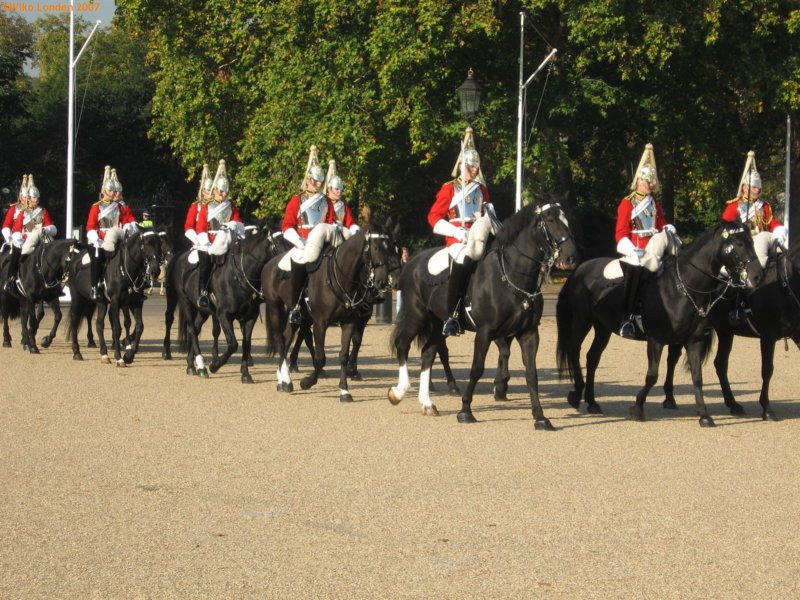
left=65, top=8, right=101, bottom=241
left=514, top=11, right=557, bottom=212
left=786, top=114, right=792, bottom=246
left=515, top=12, right=525, bottom=213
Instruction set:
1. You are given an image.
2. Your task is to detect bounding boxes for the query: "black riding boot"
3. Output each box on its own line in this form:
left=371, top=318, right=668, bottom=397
left=288, top=260, right=308, bottom=325
left=90, top=247, right=107, bottom=300
left=619, top=264, right=643, bottom=339
left=442, top=260, right=472, bottom=337
left=4, top=245, right=21, bottom=292
left=196, top=251, right=213, bottom=308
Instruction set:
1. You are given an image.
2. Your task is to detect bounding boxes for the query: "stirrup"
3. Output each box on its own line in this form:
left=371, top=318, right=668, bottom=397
left=3, top=278, right=15, bottom=292
left=442, top=317, right=462, bottom=337
left=288, top=308, right=301, bottom=325
left=197, top=293, right=210, bottom=308
left=619, top=320, right=636, bottom=339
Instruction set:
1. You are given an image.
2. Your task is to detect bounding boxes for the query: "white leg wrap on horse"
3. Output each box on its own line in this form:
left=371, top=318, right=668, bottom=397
left=194, top=354, right=205, bottom=370
left=279, top=360, right=291, bottom=385
left=392, top=362, right=410, bottom=400
left=418, top=368, right=432, bottom=407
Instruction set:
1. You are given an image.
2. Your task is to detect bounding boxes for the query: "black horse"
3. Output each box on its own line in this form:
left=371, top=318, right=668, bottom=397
left=67, top=230, right=162, bottom=363
left=660, top=241, right=800, bottom=421
left=388, top=202, right=579, bottom=428
left=556, top=219, right=763, bottom=426
left=169, top=226, right=276, bottom=382
left=263, top=222, right=401, bottom=401
left=3, top=238, right=76, bottom=354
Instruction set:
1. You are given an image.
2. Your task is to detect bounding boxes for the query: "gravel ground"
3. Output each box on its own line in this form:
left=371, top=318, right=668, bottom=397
left=2, top=290, right=800, bottom=599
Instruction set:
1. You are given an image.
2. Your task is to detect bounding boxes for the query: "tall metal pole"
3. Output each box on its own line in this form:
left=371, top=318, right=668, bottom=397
left=514, top=12, right=557, bottom=212
left=66, top=5, right=101, bottom=240
left=786, top=114, right=792, bottom=246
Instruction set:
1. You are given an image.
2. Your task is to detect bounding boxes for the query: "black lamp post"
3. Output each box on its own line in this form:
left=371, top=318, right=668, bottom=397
left=457, top=68, right=482, bottom=123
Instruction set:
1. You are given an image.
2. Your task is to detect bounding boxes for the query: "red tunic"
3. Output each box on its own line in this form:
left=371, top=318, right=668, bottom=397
left=195, top=201, right=242, bottom=242
left=184, top=201, right=202, bottom=233
left=615, top=195, right=667, bottom=250
left=427, top=180, right=490, bottom=246
left=2, top=203, right=24, bottom=231
left=86, top=201, right=137, bottom=240
left=281, top=194, right=336, bottom=239
left=721, top=197, right=781, bottom=232
left=12, top=208, right=53, bottom=239
left=333, top=201, right=356, bottom=229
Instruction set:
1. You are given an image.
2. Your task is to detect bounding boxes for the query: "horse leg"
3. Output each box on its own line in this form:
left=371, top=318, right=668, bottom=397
left=759, top=338, right=779, bottom=421
left=108, top=303, right=126, bottom=366
left=300, top=320, right=326, bottom=390
left=683, top=339, right=715, bottom=427
left=40, top=300, right=61, bottom=348
left=162, top=298, right=175, bottom=360
left=21, top=301, right=39, bottom=354
left=517, top=327, right=554, bottom=430
left=289, top=324, right=305, bottom=372
left=85, top=309, right=97, bottom=348
left=275, top=310, right=295, bottom=392
left=239, top=319, right=254, bottom=368
left=2, top=312, right=11, bottom=347
left=713, top=331, right=745, bottom=416
left=69, top=299, right=84, bottom=360
left=123, top=304, right=145, bottom=364
left=337, top=322, right=357, bottom=402
left=662, top=344, right=682, bottom=410
left=457, top=328, right=493, bottom=424
left=209, top=312, right=238, bottom=374
left=185, top=305, right=208, bottom=377
left=211, top=314, right=221, bottom=364
left=435, top=339, right=460, bottom=396
left=346, top=318, right=366, bottom=381
left=388, top=319, right=416, bottom=405
left=417, top=334, right=443, bottom=415
left=239, top=317, right=256, bottom=384
left=492, top=337, right=512, bottom=401
left=630, top=340, right=664, bottom=422
left=584, top=327, right=612, bottom=414
left=95, top=302, right=111, bottom=363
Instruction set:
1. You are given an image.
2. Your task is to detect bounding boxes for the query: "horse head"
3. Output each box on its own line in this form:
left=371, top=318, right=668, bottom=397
left=718, top=219, right=763, bottom=289
left=534, top=203, right=580, bottom=271
left=364, top=222, right=402, bottom=294
left=137, top=230, right=164, bottom=288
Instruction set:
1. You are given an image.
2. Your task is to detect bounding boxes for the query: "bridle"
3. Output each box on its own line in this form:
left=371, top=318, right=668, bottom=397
left=120, top=231, right=160, bottom=294
left=328, top=229, right=397, bottom=309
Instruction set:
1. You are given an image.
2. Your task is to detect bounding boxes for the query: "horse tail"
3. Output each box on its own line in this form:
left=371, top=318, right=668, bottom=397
left=177, top=306, right=189, bottom=353
left=2, top=293, right=20, bottom=321
left=265, top=309, right=278, bottom=358
left=555, top=278, right=575, bottom=380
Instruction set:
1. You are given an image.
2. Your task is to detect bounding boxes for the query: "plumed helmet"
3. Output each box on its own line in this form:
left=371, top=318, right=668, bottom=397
left=451, top=127, right=485, bottom=184
left=17, top=174, right=29, bottom=201
left=738, top=150, right=762, bottom=195
left=304, top=145, right=325, bottom=184
left=26, top=174, right=40, bottom=199
left=111, top=168, right=123, bottom=193
left=630, top=143, right=660, bottom=193
left=211, top=159, right=230, bottom=193
left=196, top=163, right=212, bottom=201
left=325, top=159, right=344, bottom=191
left=101, top=165, right=113, bottom=192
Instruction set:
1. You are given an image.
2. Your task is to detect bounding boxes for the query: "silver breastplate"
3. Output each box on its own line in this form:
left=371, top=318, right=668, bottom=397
left=632, top=197, right=655, bottom=232
left=334, top=200, right=346, bottom=222
left=207, top=201, right=233, bottom=232
left=98, top=203, right=120, bottom=230
left=451, top=182, right=482, bottom=224
left=299, top=194, right=326, bottom=228
left=738, top=201, right=765, bottom=234
left=23, top=208, right=43, bottom=232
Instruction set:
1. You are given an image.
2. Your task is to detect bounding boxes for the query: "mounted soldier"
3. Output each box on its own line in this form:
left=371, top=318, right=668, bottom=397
left=326, top=159, right=360, bottom=235
left=86, top=166, right=138, bottom=300
left=721, top=150, right=788, bottom=268
left=427, top=127, right=499, bottom=337
left=194, top=159, right=243, bottom=308
left=281, top=145, right=343, bottom=325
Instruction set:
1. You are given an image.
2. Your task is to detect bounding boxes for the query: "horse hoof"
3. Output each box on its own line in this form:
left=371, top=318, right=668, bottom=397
left=289, top=363, right=300, bottom=373
left=567, top=391, right=581, bottom=410
left=209, top=363, right=220, bottom=374
left=662, top=397, right=678, bottom=410
left=241, top=374, right=254, bottom=384
left=300, top=377, right=313, bottom=390
left=699, top=416, right=715, bottom=427
left=534, top=418, right=555, bottom=431
left=22, top=344, right=29, bottom=352
left=123, top=354, right=134, bottom=365
left=116, top=360, right=127, bottom=368
left=73, top=353, right=83, bottom=361
left=586, top=403, right=603, bottom=415
left=387, top=388, right=403, bottom=405
left=2, top=341, right=10, bottom=348
left=729, top=403, right=746, bottom=416
left=421, top=404, right=440, bottom=416
left=162, top=351, right=172, bottom=360
left=457, top=411, right=477, bottom=423
left=629, top=406, right=645, bottom=421
left=340, top=393, right=354, bottom=403
left=186, top=366, right=197, bottom=376
left=198, top=368, right=209, bottom=379
left=28, top=347, right=40, bottom=355
left=40, top=336, right=52, bottom=348
left=763, top=410, right=779, bottom=422
left=87, top=341, right=97, bottom=349
left=494, top=390, right=509, bottom=401
left=449, top=383, right=462, bottom=397
left=284, top=382, right=294, bottom=393
left=348, top=371, right=363, bottom=382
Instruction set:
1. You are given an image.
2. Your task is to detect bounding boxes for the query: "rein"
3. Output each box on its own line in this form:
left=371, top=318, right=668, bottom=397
left=120, top=233, right=157, bottom=293
left=233, top=231, right=269, bottom=300
left=35, top=242, right=72, bottom=290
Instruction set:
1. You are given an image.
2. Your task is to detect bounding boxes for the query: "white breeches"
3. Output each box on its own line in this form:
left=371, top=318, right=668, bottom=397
left=20, top=229, right=42, bottom=256
left=636, top=231, right=677, bottom=272
left=101, top=227, right=123, bottom=253
left=450, top=215, right=497, bottom=264
left=753, top=231, right=773, bottom=269
left=293, top=223, right=348, bottom=265
left=209, top=229, right=232, bottom=256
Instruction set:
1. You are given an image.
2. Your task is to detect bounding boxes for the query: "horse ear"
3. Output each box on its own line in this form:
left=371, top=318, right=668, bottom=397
left=392, top=222, right=400, bottom=237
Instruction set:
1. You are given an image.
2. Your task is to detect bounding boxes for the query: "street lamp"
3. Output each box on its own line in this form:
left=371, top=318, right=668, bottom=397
left=457, top=68, right=482, bottom=123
